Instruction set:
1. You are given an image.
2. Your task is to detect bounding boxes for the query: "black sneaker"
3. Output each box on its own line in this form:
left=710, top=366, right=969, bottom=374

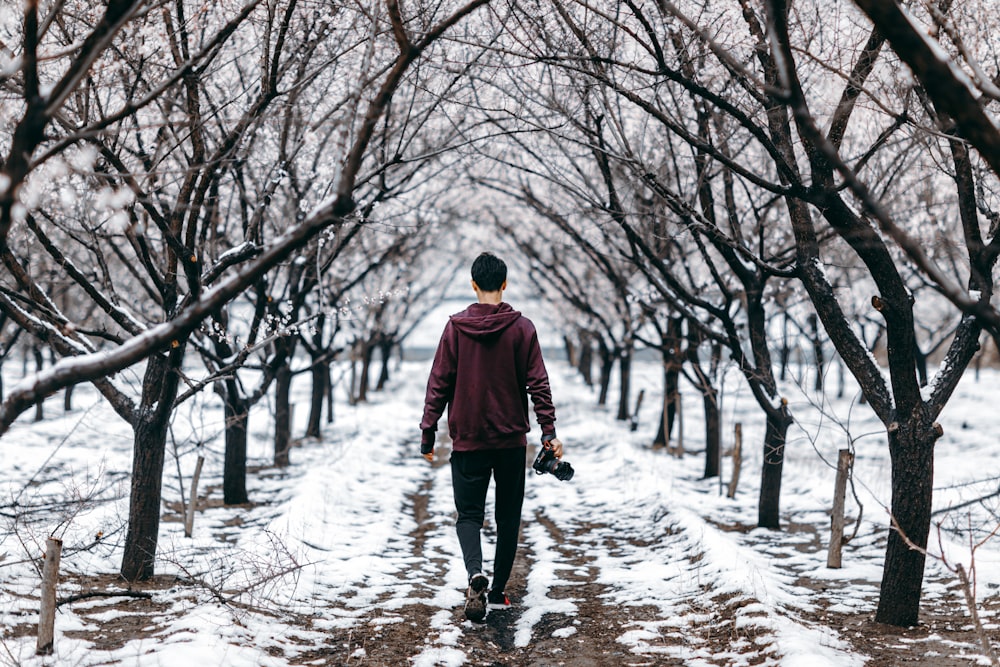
left=464, top=573, right=489, bottom=622
left=487, top=589, right=510, bottom=609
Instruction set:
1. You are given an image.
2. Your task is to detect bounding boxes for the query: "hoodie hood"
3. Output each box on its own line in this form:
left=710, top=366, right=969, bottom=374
left=450, top=302, right=522, bottom=339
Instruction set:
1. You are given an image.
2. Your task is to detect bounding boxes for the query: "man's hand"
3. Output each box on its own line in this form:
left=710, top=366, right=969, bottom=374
left=541, top=433, right=563, bottom=459
left=421, top=428, right=435, bottom=463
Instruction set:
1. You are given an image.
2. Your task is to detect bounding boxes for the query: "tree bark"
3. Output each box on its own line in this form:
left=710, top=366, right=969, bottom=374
left=325, top=362, right=335, bottom=424
left=809, top=313, right=824, bottom=392
left=306, top=352, right=326, bottom=439
left=653, top=350, right=680, bottom=448
left=121, top=348, right=183, bottom=582
left=274, top=361, right=292, bottom=467
left=596, top=341, right=614, bottom=406
left=222, top=393, right=249, bottom=505
left=616, top=348, right=632, bottom=421
left=578, top=332, right=593, bottom=386
left=757, top=406, right=793, bottom=529
left=652, top=392, right=668, bottom=448
left=63, top=383, right=74, bottom=412
left=780, top=313, right=790, bottom=382
left=375, top=339, right=392, bottom=391
left=357, top=341, right=374, bottom=403
left=33, top=346, right=44, bottom=422
left=702, top=387, right=721, bottom=478
left=875, top=411, right=938, bottom=626
left=563, top=335, right=577, bottom=368
left=696, top=336, right=722, bottom=479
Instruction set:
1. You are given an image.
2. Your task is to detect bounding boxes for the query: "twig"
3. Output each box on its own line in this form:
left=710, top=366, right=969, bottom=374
left=889, top=514, right=1000, bottom=666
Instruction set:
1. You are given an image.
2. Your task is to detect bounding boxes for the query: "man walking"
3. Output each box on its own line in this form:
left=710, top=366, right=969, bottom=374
left=420, top=252, right=564, bottom=623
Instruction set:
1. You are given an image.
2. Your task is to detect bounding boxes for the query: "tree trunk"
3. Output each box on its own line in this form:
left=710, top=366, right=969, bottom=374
left=375, top=340, right=392, bottom=391
left=596, top=343, right=614, bottom=407
left=357, top=342, right=374, bottom=403
left=780, top=313, right=790, bottom=382
left=33, top=346, right=44, bottom=422
left=875, top=412, right=939, bottom=626
left=653, top=355, right=680, bottom=447
left=837, top=357, right=845, bottom=399
left=688, top=328, right=721, bottom=478
left=616, top=349, right=632, bottom=421
left=578, top=334, right=594, bottom=386
left=121, top=350, right=183, bottom=582
left=652, top=395, right=668, bottom=448
left=222, top=393, right=249, bottom=505
left=63, top=384, right=74, bottom=412
left=274, top=362, right=292, bottom=467
left=809, top=313, right=824, bottom=392
left=702, top=387, right=721, bottom=478
left=564, top=335, right=577, bottom=368
left=757, top=406, right=793, bottom=529
left=325, top=362, right=335, bottom=424
left=306, top=353, right=326, bottom=439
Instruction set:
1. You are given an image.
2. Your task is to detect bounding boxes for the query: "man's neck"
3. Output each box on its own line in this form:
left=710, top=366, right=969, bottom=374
left=477, top=291, right=503, bottom=305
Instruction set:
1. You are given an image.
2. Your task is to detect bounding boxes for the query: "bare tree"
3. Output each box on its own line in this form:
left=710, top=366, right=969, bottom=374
left=0, top=0, right=491, bottom=582
left=474, top=0, right=1000, bottom=627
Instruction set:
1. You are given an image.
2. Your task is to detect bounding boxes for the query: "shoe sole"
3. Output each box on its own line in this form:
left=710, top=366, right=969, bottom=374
left=464, top=574, right=489, bottom=623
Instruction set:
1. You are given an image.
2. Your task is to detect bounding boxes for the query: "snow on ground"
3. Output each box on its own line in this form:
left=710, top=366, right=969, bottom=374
left=2, top=347, right=1000, bottom=666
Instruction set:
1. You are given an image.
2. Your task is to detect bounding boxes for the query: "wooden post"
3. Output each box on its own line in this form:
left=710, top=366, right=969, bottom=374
left=36, top=536, right=63, bottom=655
left=185, top=455, right=205, bottom=538
left=827, top=449, right=853, bottom=568
left=629, top=389, right=644, bottom=432
left=727, top=423, right=742, bottom=499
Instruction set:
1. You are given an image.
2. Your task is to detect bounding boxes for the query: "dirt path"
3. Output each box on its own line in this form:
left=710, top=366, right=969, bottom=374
left=6, top=440, right=999, bottom=667
left=294, top=451, right=684, bottom=666
left=268, top=447, right=1000, bottom=667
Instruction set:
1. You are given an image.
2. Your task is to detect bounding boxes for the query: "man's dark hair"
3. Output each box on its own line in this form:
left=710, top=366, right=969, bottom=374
left=471, top=252, right=507, bottom=292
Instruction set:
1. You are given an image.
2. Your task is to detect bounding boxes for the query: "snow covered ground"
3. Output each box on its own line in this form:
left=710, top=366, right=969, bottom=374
left=2, top=348, right=1000, bottom=666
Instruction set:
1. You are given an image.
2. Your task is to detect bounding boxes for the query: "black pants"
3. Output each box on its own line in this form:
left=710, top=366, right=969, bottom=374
left=450, top=447, right=526, bottom=594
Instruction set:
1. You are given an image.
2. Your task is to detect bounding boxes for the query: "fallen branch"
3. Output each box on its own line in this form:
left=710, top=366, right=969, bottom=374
left=57, top=589, right=152, bottom=606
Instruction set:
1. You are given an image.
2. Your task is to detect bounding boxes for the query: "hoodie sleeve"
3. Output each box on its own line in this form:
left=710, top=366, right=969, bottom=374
left=525, top=328, right=556, bottom=432
left=420, top=321, right=457, bottom=432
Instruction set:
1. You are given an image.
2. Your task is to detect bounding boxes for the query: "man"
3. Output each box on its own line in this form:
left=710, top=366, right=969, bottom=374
left=420, top=252, right=564, bottom=623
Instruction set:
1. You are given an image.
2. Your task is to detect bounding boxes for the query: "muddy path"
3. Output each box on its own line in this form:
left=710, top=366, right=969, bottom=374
left=270, top=447, right=1000, bottom=667
left=4, top=438, right=998, bottom=667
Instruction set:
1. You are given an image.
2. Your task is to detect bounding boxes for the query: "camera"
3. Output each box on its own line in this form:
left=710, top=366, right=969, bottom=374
left=532, top=447, right=574, bottom=481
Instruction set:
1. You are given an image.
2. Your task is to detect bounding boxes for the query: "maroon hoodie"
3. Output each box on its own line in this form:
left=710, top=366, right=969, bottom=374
left=420, top=302, right=556, bottom=451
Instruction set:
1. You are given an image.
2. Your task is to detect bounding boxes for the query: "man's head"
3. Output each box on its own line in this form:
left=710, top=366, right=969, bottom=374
left=471, top=252, right=507, bottom=293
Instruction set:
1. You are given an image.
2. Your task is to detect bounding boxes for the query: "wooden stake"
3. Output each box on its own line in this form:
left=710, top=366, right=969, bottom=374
left=727, top=423, right=742, bottom=499
left=36, top=536, right=63, bottom=655
left=629, top=389, right=644, bottom=432
left=185, top=455, right=205, bottom=538
left=827, top=449, right=853, bottom=568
